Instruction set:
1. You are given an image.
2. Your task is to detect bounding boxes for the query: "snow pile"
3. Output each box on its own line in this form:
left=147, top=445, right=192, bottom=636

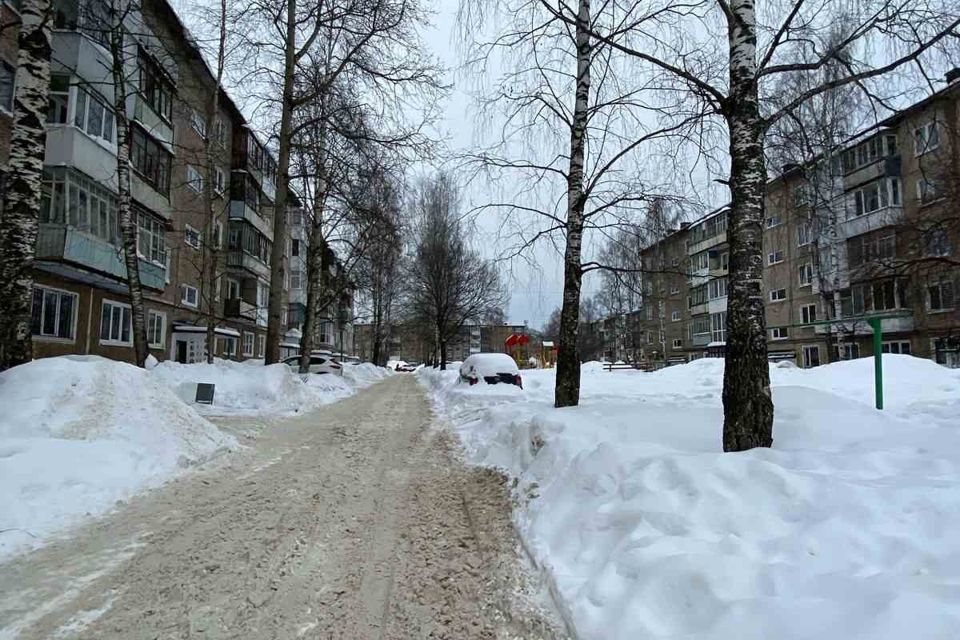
left=341, top=362, right=394, bottom=389
left=420, top=356, right=960, bottom=639
left=0, top=356, right=237, bottom=559
left=152, top=359, right=354, bottom=415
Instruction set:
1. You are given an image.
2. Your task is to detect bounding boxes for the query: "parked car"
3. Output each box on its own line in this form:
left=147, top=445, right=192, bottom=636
left=282, top=354, right=342, bottom=375
left=458, top=353, right=522, bottom=388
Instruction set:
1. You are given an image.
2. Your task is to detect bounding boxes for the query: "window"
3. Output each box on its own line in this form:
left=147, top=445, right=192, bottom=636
left=797, top=220, right=814, bottom=246
left=765, top=215, right=782, bottom=228
left=186, top=165, right=204, bottom=193
left=793, top=184, right=811, bottom=207
left=191, top=109, right=207, bottom=138
left=130, top=126, right=171, bottom=194
left=928, top=277, right=954, bottom=311
left=691, top=315, right=710, bottom=338
left=291, top=238, right=300, bottom=257
left=185, top=225, right=201, bottom=249
left=689, top=283, right=708, bottom=307
left=800, top=304, right=817, bottom=324
left=218, top=336, right=237, bottom=357
left=31, top=286, right=77, bottom=340
left=770, top=327, right=788, bottom=340
left=672, top=338, right=682, bottom=349
left=47, top=74, right=70, bottom=124
left=882, top=341, right=911, bottom=355
left=671, top=310, right=681, bottom=322
left=138, top=48, right=173, bottom=122
left=802, top=345, right=821, bottom=368
left=669, top=284, right=680, bottom=295
left=767, top=250, right=784, bottom=265
left=914, top=120, right=940, bottom=156
left=256, top=334, right=265, bottom=357
left=290, top=268, right=302, bottom=290
left=710, top=311, right=727, bottom=343
left=720, top=252, right=729, bottom=271
left=136, top=208, right=167, bottom=266
left=916, top=178, right=942, bottom=205
left=708, top=277, right=727, bottom=300
left=319, top=321, right=334, bottom=345
left=214, top=119, right=226, bottom=147
left=798, top=263, right=813, bottom=287
left=242, top=332, right=254, bottom=357
left=147, top=310, right=165, bottom=348
left=227, top=278, right=240, bottom=300
left=181, top=284, right=199, bottom=308
left=691, top=251, right=709, bottom=271
left=925, top=228, right=951, bottom=257
left=840, top=134, right=898, bottom=174
left=40, top=168, right=119, bottom=243
left=769, top=288, right=787, bottom=302
left=73, top=87, right=114, bottom=143
left=100, top=300, right=132, bottom=345
left=852, top=279, right=908, bottom=314
left=849, top=232, right=896, bottom=267
left=852, top=178, right=901, bottom=216
left=214, top=167, right=226, bottom=195
left=0, top=61, right=14, bottom=113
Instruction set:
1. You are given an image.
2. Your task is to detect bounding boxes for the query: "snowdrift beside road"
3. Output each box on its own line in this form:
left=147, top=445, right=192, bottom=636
left=0, top=356, right=237, bottom=559
left=420, top=356, right=960, bottom=640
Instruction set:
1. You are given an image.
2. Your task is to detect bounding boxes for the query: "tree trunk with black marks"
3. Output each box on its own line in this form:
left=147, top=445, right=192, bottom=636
left=0, top=0, right=51, bottom=370
left=299, top=173, right=329, bottom=375
left=264, top=0, right=297, bottom=365
left=109, top=14, right=149, bottom=367
left=721, top=0, right=773, bottom=451
left=554, top=0, right=591, bottom=408
left=439, top=340, right=447, bottom=370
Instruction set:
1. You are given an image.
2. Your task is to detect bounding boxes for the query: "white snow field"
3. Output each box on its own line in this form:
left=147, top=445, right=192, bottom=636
left=0, top=356, right=391, bottom=559
left=419, top=356, right=960, bottom=640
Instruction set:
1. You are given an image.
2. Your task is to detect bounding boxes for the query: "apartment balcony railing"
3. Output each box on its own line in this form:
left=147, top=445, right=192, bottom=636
left=35, top=224, right=166, bottom=290
left=842, top=205, right=905, bottom=239
left=814, top=311, right=914, bottom=336
left=224, top=297, right=258, bottom=321
left=227, top=250, right=271, bottom=280
left=842, top=154, right=901, bottom=190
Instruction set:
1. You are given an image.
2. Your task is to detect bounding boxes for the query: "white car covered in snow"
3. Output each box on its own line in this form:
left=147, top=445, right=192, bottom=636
left=458, top=353, right=523, bottom=388
left=282, top=354, right=342, bottom=375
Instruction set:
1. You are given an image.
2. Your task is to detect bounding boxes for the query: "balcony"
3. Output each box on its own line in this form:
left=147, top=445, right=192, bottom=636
left=224, top=297, right=258, bottom=321
left=44, top=125, right=117, bottom=189
left=35, top=224, right=166, bottom=290
left=132, top=96, right=174, bottom=150
left=50, top=31, right=112, bottom=90
left=843, top=154, right=901, bottom=190
left=842, top=205, right=904, bottom=238
left=229, top=200, right=273, bottom=240
left=814, top=311, right=914, bottom=336
left=691, top=333, right=711, bottom=347
left=227, top=250, right=270, bottom=280
left=130, top=172, right=173, bottom=220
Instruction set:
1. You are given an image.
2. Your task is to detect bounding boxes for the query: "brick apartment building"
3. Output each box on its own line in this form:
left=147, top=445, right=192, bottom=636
left=607, top=70, right=960, bottom=368
left=0, top=0, right=351, bottom=364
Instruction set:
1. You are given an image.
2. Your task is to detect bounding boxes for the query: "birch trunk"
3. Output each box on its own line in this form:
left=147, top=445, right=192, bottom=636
left=264, top=0, right=297, bottom=364
left=109, top=14, right=149, bottom=367
left=203, top=0, right=228, bottom=363
left=299, top=176, right=328, bottom=374
left=554, top=0, right=591, bottom=408
left=0, top=0, right=51, bottom=370
left=721, top=0, right=773, bottom=450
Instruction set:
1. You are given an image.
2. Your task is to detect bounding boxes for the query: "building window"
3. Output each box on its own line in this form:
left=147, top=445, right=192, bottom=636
left=691, top=251, right=709, bottom=271
left=852, top=178, right=901, bottom=216
left=913, top=120, right=940, bottom=156
left=708, top=277, right=727, bottom=300
left=798, top=263, right=814, bottom=287
left=40, top=168, right=119, bottom=243
left=924, top=228, right=951, bottom=257
left=672, top=338, right=682, bottom=349
left=227, top=278, right=240, bottom=300
left=710, top=311, right=726, bottom=343
left=290, top=268, right=302, bottom=290
left=833, top=343, right=859, bottom=361
left=769, top=288, right=787, bottom=302
left=256, top=334, right=265, bottom=357
left=73, top=87, right=114, bottom=143
left=100, top=299, right=132, bottom=345
left=242, top=332, right=254, bottom=356
left=130, top=126, right=171, bottom=195
left=671, top=310, right=681, bottom=322
left=800, top=304, right=817, bottom=324
left=928, top=277, right=955, bottom=312
left=218, top=335, right=237, bottom=357
left=181, top=284, right=199, bottom=308
left=849, top=231, right=895, bottom=267
left=802, top=345, right=821, bottom=368
left=765, top=215, right=782, bottom=228
left=852, top=279, right=908, bottom=314
left=797, top=220, right=814, bottom=246
left=47, top=74, right=70, bottom=124
left=214, top=119, right=226, bottom=147
left=186, top=165, right=204, bottom=193
left=770, top=327, right=788, bottom=340
left=147, top=310, right=165, bottom=348
left=138, top=47, right=173, bottom=122
left=191, top=109, right=207, bottom=138
left=916, top=178, right=942, bottom=205
left=214, top=167, right=226, bottom=195
left=319, top=321, right=334, bottom=345
left=31, top=286, right=77, bottom=340
left=291, top=238, right=301, bottom=257
left=0, top=61, right=14, bottom=113
left=841, top=134, right=898, bottom=173
left=136, top=208, right=167, bottom=266
left=184, top=225, right=201, bottom=249
left=882, top=340, right=911, bottom=355
left=767, top=250, right=784, bottom=265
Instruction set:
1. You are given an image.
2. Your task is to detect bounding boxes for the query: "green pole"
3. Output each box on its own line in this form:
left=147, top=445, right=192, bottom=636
left=868, top=317, right=883, bottom=410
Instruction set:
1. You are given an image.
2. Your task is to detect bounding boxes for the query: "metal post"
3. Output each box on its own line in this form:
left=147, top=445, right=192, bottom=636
left=868, top=317, right=883, bottom=410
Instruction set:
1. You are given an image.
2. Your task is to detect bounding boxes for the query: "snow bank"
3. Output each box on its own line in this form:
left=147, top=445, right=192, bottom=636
left=420, top=356, right=960, bottom=639
left=0, top=356, right=237, bottom=559
left=341, top=362, right=394, bottom=389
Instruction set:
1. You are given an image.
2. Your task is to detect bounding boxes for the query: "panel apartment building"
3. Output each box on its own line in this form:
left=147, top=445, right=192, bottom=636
left=0, top=0, right=326, bottom=364
left=626, top=70, right=960, bottom=368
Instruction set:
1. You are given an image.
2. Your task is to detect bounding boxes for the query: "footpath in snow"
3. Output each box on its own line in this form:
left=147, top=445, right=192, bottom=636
left=419, top=356, right=960, bottom=640
left=0, top=355, right=391, bottom=559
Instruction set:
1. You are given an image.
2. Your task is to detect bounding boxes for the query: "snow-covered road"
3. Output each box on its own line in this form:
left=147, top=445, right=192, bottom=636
left=0, top=376, right=566, bottom=639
